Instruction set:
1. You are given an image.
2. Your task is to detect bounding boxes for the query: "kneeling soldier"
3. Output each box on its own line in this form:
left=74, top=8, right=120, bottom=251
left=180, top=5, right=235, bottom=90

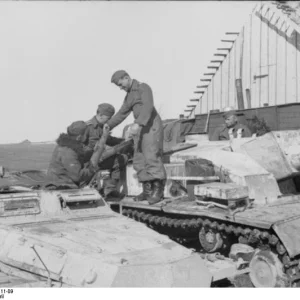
left=47, top=121, right=109, bottom=189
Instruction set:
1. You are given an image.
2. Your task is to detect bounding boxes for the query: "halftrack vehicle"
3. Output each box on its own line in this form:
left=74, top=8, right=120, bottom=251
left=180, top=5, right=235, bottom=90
left=109, top=121, right=300, bottom=288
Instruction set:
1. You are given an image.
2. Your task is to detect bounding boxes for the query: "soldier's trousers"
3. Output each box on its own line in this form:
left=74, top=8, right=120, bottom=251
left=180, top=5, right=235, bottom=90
left=133, top=119, right=166, bottom=182
left=99, top=154, right=128, bottom=195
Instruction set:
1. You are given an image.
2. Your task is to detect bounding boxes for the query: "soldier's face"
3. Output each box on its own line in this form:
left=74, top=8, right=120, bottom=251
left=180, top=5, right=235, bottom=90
left=117, top=76, right=131, bottom=92
left=97, top=114, right=111, bottom=124
left=225, top=115, right=237, bottom=128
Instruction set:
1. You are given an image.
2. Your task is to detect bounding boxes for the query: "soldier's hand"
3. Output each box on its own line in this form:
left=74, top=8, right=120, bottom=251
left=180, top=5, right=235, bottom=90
left=103, top=124, right=110, bottom=138
left=80, top=166, right=92, bottom=178
left=129, top=123, right=141, bottom=136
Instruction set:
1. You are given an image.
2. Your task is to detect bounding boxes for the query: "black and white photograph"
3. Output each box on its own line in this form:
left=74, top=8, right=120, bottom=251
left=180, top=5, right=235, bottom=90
left=0, top=0, right=300, bottom=292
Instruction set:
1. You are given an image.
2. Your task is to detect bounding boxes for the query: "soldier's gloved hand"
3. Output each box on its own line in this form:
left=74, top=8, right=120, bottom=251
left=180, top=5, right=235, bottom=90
left=129, top=123, right=141, bottom=137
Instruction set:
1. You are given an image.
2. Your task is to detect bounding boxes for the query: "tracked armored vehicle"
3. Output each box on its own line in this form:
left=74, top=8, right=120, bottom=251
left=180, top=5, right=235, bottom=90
left=0, top=168, right=251, bottom=287
left=110, top=124, right=300, bottom=288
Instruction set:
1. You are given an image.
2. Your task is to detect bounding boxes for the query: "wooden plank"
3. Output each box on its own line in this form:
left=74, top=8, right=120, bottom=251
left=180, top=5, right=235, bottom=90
left=286, top=28, right=297, bottom=104
left=235, top=79, right=245, bottom=109
left=207, top=76, right=213, bottom=111
left=259, top=13, right=269, bottom=106
left=242, top=16, right=252, bottom=96
left=235, top=30, right=242, bottom=79
left=198, top=98, right=203, bottom=115
left=221, top=51, right=230, bottom=107
left=228, top=42, right=236, bottom=108
left=260, top=3, right=269, bottom=18
left=213, top=65, right=221, bottom=111
left=270, top=10, right=279, bottom=26
left=246, top=89, right=251, bottom=108
left=268, top=10, right=278, bottom=106
left=296, top=30, right=300, bottom=104
left=202, top=89, right=208, bottom=114
left=219, top=64, right=224, bottom=109
left=251, top=11, right=262, bottom=108
left=234, top=33, right=242, bottom=108
left=276, top=18, right=287, bottom=105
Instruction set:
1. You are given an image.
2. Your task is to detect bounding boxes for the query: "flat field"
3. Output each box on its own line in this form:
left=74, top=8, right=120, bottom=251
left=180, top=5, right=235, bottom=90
left=0, top=143, right=55, bottom=171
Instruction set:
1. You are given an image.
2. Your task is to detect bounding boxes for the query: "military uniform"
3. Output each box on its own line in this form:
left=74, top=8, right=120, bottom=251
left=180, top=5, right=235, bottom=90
left=47, top=133, right=95, bottom=189
left=107, top=79, right=166, bottom=183
left=82, top=116, right=127, bottom=196
left=82, top=116, right=124, bottom=153
left=211, top=123, right=252, bottom=141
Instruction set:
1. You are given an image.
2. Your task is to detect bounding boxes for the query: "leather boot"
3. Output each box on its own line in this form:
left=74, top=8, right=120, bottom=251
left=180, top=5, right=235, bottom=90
left=134, top=181, right=152, bottom=202
left=148, top=179, right=165, bottom=205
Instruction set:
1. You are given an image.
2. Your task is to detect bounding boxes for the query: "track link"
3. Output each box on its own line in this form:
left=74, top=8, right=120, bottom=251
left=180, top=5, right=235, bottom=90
left=121, top=207, right=300, bottom=287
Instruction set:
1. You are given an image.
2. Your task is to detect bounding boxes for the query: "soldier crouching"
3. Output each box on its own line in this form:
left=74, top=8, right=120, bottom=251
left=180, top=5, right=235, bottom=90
left=46, top=121, right=110, bottom=189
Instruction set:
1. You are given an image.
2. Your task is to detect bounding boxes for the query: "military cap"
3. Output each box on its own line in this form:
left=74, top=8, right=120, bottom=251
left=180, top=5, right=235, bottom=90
left=111, top=70, right=129, bottom=84
left=223, top=110, right=237, bottom=119
left=223, top=106, right=235, bottom=112
left=97, top=103, right=115, bottom=117
left=67, top=121, right=87, bottom=136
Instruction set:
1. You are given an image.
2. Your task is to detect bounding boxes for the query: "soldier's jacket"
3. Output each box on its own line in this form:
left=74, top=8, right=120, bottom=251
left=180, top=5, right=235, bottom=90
left=82, top=116, right=124, bottom=151
left=107, top=79, right=160, bottom=130
left=107, top=79, right=166, bottom=182
left=211, top=123, right=252, bottom=141
left=46, top=134, right=96, bottom=188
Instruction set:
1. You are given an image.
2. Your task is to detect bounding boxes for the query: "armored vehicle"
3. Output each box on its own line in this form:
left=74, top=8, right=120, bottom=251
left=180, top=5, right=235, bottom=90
left=0, top=168, right=250, bottom=287
left=110, top=124, right=300, bottom=288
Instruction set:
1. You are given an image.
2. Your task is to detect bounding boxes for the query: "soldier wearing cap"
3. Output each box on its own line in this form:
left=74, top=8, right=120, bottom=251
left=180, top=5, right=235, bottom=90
left=108, top=70, right=166, bottom=205
left=82, top=103, right=128, bottom=200
left=83, top=103, right=124, bottom=154
left=46, top=121, right=110, bottom=189
left=211, top=110, right=252, bottom=141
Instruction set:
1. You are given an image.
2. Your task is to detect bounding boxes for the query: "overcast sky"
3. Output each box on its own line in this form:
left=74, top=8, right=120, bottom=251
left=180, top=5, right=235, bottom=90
left=0, top=1, right=256, bottom=144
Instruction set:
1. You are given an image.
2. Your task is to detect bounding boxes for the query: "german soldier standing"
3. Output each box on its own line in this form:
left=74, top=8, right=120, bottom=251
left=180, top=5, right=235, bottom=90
left=107, top=70, right=166, bottom=204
